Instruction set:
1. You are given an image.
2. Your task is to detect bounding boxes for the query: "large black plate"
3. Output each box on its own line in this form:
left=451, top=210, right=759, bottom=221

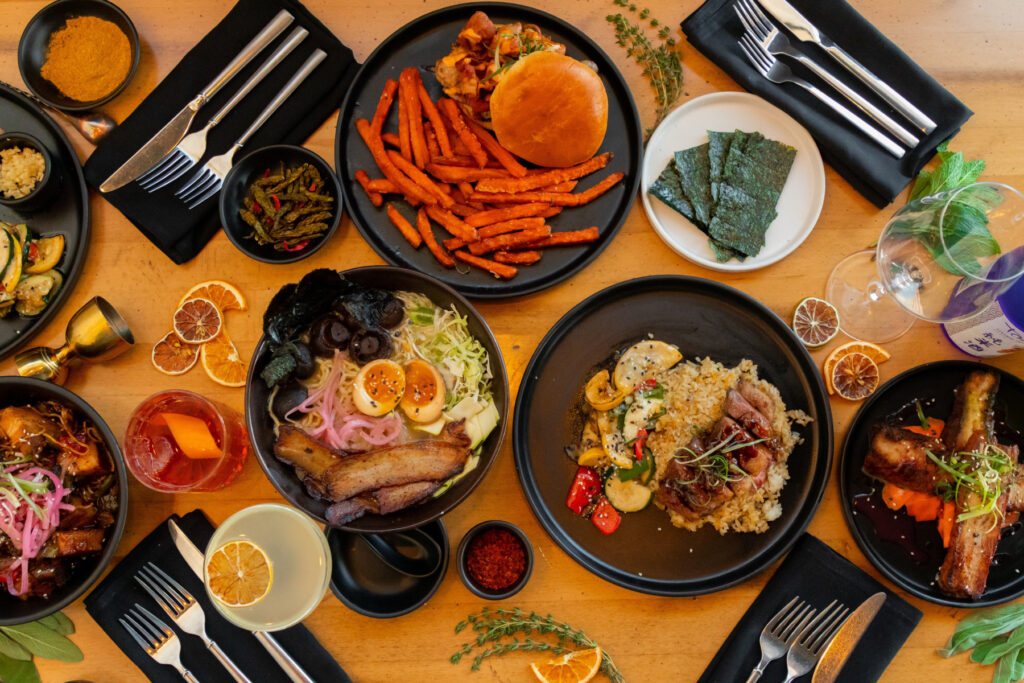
left=839, top=360, right=1024, bottom=607
left=513, top=275, right=832, bottom=595
left=335, top=2, right=643, bottom=299
left=0, top=82, right=89, bottom=359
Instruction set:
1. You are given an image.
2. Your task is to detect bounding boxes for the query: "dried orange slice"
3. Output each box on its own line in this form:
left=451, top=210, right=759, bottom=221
left=151, top=331, right=199, bottom=375
left=831, top=352, right=879, bottom=401
left=206, top=539, right=272, bottom=607
left=173, top=298, right=222, bottom=344
left=531, top=647, right=602, bottom=683
left=792, top=297, right=840, bottom=348
left=178, top=280, right=246, bottom=313
left=823, top=341, right=891, bottom=394
left=201, top=332, right=246, bottom=387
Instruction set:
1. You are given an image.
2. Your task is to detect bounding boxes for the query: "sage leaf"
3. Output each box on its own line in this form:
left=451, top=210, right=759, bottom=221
left=36, top=613, right=74, bottom=636
left=0, top=632, right=31, bottom=661
left=0, top=653, right=40, bottom=683
left=0, top=623, right=83, bottom=663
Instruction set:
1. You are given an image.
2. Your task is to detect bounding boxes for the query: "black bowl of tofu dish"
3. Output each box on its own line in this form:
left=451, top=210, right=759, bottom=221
left=0, top=376, right=127, bottom=625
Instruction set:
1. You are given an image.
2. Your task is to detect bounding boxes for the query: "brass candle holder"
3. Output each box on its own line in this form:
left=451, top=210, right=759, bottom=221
left=15, top=297, right=134, bottom=384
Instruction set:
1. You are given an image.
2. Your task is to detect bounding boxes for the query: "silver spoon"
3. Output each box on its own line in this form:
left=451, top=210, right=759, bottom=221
left=3, top=81, right=116, bottom=143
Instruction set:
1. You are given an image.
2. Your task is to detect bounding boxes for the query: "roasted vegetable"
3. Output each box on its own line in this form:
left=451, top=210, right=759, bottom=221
left=240, top=162, right=335, bottom=250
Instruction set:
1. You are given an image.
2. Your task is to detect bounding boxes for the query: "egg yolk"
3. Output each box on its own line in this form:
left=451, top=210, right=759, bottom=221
left=354, top=360, right=405, bottom=416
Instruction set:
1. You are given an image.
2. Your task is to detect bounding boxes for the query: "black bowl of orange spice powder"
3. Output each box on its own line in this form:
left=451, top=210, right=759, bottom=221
left=457, top=520, right=533, bottom=600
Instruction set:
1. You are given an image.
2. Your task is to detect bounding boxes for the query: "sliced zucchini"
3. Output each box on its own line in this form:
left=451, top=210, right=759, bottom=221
left=0, top=290, right=13, bottom=318
left=25, top=235, right=65, bottom=274
left=597, top=410, right=632, bottom=469
left=605, top=477, right=652, bottom=512
left=11, top=224, right=29, bottom=245
left=0, top=229, right=10, bottom=277
left=1, top=231, right=21, bottom=293
left=14, top=270, right=62, bottom=317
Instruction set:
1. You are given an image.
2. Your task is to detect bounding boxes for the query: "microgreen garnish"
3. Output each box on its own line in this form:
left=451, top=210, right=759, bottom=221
left=927, top=444, right=1013, bottom=527
left=671, top=432, right=764, bottom=487
left=915, top=400, right=929, bottom=430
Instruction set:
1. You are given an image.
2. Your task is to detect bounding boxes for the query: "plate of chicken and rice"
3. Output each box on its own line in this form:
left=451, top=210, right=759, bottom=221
left=513, top=275, right=832, bottom=596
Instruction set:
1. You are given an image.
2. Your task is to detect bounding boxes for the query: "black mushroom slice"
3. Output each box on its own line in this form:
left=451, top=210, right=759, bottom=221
left=309, top=315, right=351, bottom=357
left=272, top=382, right=309, bottom=422
left=291, top=341, right=316, bottom=380
left=332, top=299, right=363, bottom=333
left=377, top=296, right=405, bottom=329
left=351, top=327, right=393, bottom=364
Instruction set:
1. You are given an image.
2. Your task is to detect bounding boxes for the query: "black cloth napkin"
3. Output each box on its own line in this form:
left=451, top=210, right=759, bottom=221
left=698, top=534, right=922, bottom=683
left=82, top=0, right=357, bottom=263
left=681, top=0, right=972, bottom=207
left=84, top=510, right=351, bottom=683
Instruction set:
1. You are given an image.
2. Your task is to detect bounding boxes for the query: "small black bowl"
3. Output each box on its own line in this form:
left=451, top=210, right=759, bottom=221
left=326, top=519, right=448, bottom=618
left=457, top=520, right=533, bottom=600
left=18, top=0, right=140, bottom=112
left=219, top=145, right=342, bottom=264
left=0, top=377, right=129, bottom=626
left=0, top=132, right=60, bottom=213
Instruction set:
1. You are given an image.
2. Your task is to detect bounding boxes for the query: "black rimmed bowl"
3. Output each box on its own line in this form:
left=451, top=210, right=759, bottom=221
left=245, top=265, right=510, bottom=532
left=0, top=377, right=128, bottom=626
left=839, top=360, right=1024, bottom=608
left=0, top=132, right=60, bottom=213
left=220, top=145, right=343, bottom=264
left=18, top=0, right=140, bottom=112
left=457, top=520, right=533, bottom=599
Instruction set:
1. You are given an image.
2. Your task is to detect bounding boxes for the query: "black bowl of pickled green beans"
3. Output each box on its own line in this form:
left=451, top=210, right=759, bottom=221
left=220, top=144, right=342, bottom=264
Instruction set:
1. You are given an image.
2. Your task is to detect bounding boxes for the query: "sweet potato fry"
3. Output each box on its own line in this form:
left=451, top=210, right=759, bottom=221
left=366, top=179, right=401, bottom=193
left=475, top=153, right=612, bottom=193
left=425, top=206, right=478, bottom=243
left=417, top=82, right=453, bottom=157
left=387, top=150, right=455, bottom=207
left=401, top=68, right=428, bottom=168
left=574, top=172, right=625, bottom=205
left=381, top=132, right=401, bottom=148
left=469, top=190, right=578, bottom=205
left=371, top=79, right=398, bottom=136
left=354, top=170, right=383, bottom=207
left=417, top=208, right=454, bottom=267
left=518, top=227, right=600, bottom=248
left=439, top=98, right=488, bottom=168
left=386, top=203, right=423, bottom=248
left=455, top=251, right=517, bottom=279
left=540, top=180, right=578, bottom=192
left=537, top=206, right=564, bottom=219
left=397, top=78, right=412, bottom=161
left=356, top=118, right=436, bottom=205
left=449, top=203, right=479, bottom=217
left=457, top=182, right=476, bottom=198
left=468, top=226, right=551, bottom=255
left=443, top=217, right=547, bottom=250
left=424, top=123, right=441, bottom=157
left=431, top=155, right=502, bottom=168
left=494, top=250, right=542, bottom=265
left=464, top=203, right=553, bottom=227
left=464, top=118, right=527, bottom=178
left=426, top=164, right=510, bottom=183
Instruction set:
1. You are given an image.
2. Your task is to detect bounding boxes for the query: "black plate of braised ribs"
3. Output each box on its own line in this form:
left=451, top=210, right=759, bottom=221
left=840, top=360, right=1024, bottom=607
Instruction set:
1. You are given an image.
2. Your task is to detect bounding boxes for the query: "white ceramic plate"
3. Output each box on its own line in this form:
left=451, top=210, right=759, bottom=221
left=641, top=91, right=826, bottom=272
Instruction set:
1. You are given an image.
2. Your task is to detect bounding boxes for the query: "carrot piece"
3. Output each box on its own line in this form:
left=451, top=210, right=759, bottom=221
left=387, top=150, right=454, bottom=207
left=426, top=164, right=511, bottom=183
left=438, top=98, right=488, bottom=168
left=424, top=123, right=441, bottom=158
left=468, top=226, right=551, bottom=255
left=401, top=68, right=429, bottom=168
left=455, top=250, right=517, bottom=279
left=416, top=208, right=455, bottom=267
left=574, top=172, right=625, bottom=205
left=444, top=217, right=548, bottom=250
left=494, top=250, right=542, bottom=265
left=354, top=169, right=383, bottom=207
left=516, top=227, right=600, bottom=248
left=904, top=494, right=942, bottom=521
left=371, top=79, right=398, bottom=136
left=475, top=153, right=612, bottom=193
left=881, top=483, right=916, bottom=510
left=366, top=179, right=401, bottom=193
left=355, top=118, right=437, bottom=206
left=381, top=132, right=402, bottom=148
left=464, top=117, right=528, bottom=178
left=386, top=203, right=423, bottom=248
left=905, top=417, right=945, bottom=438
left=417, top=81, right=453, bottom=157
left=938, top=501, right=956, bottom=548
left=397, top=77, right=413, bottom=161
left=425, top=206, right=478, bottom=242
left=464, top=203, right=553, bottom=227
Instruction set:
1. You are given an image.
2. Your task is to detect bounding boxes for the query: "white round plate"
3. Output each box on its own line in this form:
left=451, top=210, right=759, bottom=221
left=641, top=91, right=826, bottom=272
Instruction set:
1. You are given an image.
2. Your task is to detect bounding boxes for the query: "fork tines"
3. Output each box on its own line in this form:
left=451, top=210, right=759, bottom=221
left=768, top=596, right=817, bottom=642
left=137, top=150, right=194, bottom=192
left=134, top=561, right=196, bottom=616
left=796, top=599, right=850, bottom=653
left=734, top=0, right=773, bottom=42
left=120, top=603, right=173, bottom=651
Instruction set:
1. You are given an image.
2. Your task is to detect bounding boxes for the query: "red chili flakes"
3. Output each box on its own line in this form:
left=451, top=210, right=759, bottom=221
left=465, top=528, right=526, bottom=591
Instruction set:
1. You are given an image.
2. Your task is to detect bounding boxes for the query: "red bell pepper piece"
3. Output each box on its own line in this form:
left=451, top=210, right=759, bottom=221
left=634, top=428, right=648, bottom=460
left=566, top=466, right=601, bottom=514
left=591, top=497, right=621, bottom=535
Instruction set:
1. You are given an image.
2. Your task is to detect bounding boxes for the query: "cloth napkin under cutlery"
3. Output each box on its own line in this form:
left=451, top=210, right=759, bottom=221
left=682, top=0, right=972, bottom=208
left=84, top=510, right=351, bottom=683
left=698, top=533, right=922, bottom=683
left=82, top=0, right=357, bottom=264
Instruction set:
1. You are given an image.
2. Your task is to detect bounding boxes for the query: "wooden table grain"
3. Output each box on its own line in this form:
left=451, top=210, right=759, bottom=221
left=1, top=0, right=1022, bottom=680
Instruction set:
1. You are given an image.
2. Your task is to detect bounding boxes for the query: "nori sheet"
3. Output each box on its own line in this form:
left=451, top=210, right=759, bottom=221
left=708, top=131, right=733, bottom=204
left=674, top=144, right=713, bottom=229
left=648, top=161, right=697, bottom=224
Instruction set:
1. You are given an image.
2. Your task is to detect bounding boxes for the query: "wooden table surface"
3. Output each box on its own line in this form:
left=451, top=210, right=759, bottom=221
left=1, top=0, right=1022, bottom=680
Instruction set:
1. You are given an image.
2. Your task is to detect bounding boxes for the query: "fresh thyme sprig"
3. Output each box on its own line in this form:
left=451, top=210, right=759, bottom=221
left=451, top=607, right=626, bottom=682
left=606, top=0, right=683, bottom=136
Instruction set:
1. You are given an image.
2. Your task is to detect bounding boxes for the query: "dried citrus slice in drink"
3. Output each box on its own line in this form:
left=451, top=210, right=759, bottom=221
left=823, top=341, right=891, bottom=394
left=831, top=352, right=880, bottom=401
left=531, top=647, right=602, bottom=683
left=792, top=297, right=840, bottom=348
left=206, top=539, right=272, bottom=607
left=151, top=331, right=198, bottom=375
left=178, top=280, right=246, bottom=313
left=173, top=298, right=222, bottom=344
left=201, top=332, right=246, bottom=387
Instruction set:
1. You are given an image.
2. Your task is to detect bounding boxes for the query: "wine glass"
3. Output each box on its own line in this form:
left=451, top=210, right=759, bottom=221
left=826, top=182, right=1024, bottom=343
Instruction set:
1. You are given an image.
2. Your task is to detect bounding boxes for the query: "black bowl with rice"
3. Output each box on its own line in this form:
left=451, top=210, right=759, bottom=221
left=0, top=132, right=60, bottom=213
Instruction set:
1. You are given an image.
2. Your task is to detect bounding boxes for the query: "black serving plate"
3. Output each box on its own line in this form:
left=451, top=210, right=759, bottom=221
left=513, top=275, right=832, bottom=596
left=245, top=266, right=509, bottom=533
left=335, top=2, right=643, bottom=299
left=839, top=360, right=1024, bottom=607
left=327, top=519, right=448, bottom=618
left=0, top=82, right=89, bottom=359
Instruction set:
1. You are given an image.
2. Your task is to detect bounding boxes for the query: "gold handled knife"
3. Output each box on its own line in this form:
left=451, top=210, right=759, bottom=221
left=811, top=592, right=886, bottom=683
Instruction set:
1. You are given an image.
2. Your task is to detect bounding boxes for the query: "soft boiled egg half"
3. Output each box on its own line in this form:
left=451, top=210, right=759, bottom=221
left=353, top=359, right=406, bottom=417
left=400, top=359, right=446, bottom=423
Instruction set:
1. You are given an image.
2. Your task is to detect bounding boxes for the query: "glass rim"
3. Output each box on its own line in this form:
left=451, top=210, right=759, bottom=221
left=938, top=181, right=1024, bottom=282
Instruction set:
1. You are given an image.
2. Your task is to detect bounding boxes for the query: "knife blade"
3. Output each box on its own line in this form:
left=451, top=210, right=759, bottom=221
left=755, top=0, right=937, bottom=133
left=811, top=592, right=886, bottom=683
left=167, top=519, right=316, bottom=683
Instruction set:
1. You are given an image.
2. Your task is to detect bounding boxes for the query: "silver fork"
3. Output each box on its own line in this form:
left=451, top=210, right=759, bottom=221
left=736, top=33, right=905, bottom=159
left=175, top=48, right=327, bottom=209
left=746, top=596, right=817, bottom=683
left=138, top=26, right=310, bottom=192
left=783, top=599, right=851, bottom=682
left=733, top=0, right=918, bottom=148
left=135, top=562, right=251, bottom=683
left=119, top=604, right=201, bottom=683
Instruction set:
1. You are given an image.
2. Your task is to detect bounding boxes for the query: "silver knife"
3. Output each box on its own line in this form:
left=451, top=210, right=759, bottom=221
left=168, top=519, right=317, bottom=683
left=811, top=592, right=886, bottom=683
left=756, top=0, right=937, bottom=134
left=99, top=10, right=294, bottom=192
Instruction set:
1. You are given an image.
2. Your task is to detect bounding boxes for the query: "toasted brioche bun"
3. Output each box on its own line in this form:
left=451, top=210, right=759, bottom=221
left=490, top=52, right=608, bottom=168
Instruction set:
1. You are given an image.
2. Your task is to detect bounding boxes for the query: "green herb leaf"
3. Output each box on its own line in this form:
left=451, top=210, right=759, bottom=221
left=0, top=623, right=83, bottom=663
left=36, top=613, right=74, bottom=637
left=940, top=603, right=1024, bottom=657
left=0, top=653, right=40, bottom=683
left=0, top=633, right=31, bottom=662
